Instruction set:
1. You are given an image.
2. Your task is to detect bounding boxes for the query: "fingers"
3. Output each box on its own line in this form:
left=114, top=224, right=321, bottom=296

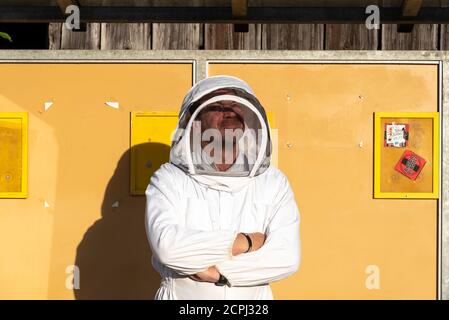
left=189, top=267, right=220, bottom=283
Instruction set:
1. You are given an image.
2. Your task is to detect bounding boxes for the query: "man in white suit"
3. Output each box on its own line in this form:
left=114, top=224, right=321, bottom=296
left=145, top=75, right=301, bottom=300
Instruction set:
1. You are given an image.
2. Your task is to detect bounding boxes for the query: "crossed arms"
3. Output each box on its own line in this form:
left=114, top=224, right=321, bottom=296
left=144, top=165, right=301, bottom=287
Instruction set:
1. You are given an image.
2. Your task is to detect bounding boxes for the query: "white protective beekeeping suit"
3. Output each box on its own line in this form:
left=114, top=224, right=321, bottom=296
left=145, top=75, right=301, bottom=300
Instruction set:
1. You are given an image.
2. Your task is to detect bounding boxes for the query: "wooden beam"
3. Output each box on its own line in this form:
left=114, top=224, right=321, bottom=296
left=231, top=0, right=249, bottom=33
left=2, top=6, right=449, bottom=24
left=232, top=0, right=248, bottom=18
left=56, top=0, right=79, bottom=15
left=398, top=0, right=423, bottom=33
left=402, top=0, right=423, bottom=17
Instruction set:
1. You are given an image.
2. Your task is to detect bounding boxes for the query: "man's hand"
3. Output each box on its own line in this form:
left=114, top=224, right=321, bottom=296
left=189, top=266, right=220, bottom=283
left=232, top=232, right=266, bottom=256
left=190, top=233, right=267, bottom=283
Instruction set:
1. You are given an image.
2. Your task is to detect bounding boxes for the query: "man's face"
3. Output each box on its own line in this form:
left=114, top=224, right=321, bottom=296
left=197, top=92, right=245, bottom=136
left=194, top=88, right=246, bottom=171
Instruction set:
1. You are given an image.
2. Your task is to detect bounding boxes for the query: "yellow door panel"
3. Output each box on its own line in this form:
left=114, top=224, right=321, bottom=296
left=208, top=63, right=438, bottom=299
left=0, top=63, right=193, bottom=299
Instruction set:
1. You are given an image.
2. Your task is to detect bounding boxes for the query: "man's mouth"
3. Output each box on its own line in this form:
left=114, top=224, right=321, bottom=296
left=221, top=117, right=244, bottom=129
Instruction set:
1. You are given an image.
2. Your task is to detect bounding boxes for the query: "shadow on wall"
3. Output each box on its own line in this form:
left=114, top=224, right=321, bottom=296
left=74, top=142, right=171, bottom=300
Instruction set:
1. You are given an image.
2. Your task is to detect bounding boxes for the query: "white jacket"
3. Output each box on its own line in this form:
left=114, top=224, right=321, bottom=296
left=144, top=75, right=301, bottom=299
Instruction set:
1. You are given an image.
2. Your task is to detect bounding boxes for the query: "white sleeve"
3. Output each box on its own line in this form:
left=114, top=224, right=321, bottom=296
left=215, top=174, right=301, bottom=287
left=145, top=165, right=238, bottom=276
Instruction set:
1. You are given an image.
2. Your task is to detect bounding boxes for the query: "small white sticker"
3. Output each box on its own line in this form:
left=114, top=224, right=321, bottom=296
left=105, top=101, right=120, bottom=109
left=44, top=102, right=53, bottom=111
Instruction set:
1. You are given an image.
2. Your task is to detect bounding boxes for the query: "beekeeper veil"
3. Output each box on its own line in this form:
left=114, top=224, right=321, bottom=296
left=170, top=75, right=272, bottom=192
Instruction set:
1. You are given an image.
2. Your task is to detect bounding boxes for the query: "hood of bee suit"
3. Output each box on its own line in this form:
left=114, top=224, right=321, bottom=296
left=169, top=75, right=272, bottom=193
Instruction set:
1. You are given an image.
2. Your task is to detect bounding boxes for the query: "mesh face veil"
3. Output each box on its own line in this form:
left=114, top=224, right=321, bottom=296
left=169, top=76, right=272, bottom=191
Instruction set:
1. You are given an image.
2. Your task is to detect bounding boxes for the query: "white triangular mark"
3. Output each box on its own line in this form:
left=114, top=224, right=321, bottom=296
left=105, top=101, right=119, bottom=109
left=44, top=201, right=50, bottom=208
left=44, top=102, right=53, bottom=111
left=112, top=201, right=119, bottom=208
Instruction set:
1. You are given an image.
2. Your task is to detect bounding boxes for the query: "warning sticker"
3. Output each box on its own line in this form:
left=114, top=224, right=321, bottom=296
left=394, top=150, right=426, bottom=180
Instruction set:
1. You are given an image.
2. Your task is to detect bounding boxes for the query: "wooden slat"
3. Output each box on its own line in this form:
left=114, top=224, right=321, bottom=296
left=439, top=24, right=449, bottom=50
left=205, top=23, right=261, bottom=49
left=60, top=22, right=100, bottom=49
left=152, top=23, right=202, bottom=50
left=440, top=0, right=449, bottom=49
left=101, top=23, right=150, bottom=49
left=48, top=22, right=62, bottom=49
left=382, top=24, right=438, bottom=49
left=325, top=24, right=378, bottom=50
left=261, top=24, right=324, bottom=50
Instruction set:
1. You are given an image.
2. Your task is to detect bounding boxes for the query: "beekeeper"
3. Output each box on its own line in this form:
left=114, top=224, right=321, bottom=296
left=145, top=75, right=301, bottom=300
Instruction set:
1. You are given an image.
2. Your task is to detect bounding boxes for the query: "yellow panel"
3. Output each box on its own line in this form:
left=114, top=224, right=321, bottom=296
left=374, top=112, right=439, bottom=199
left=130, top=112, right=276, bottom=195
left=0, top=112, right=27, bottom=198
left=0, top=63, right=193, bottom=299
left=130, top=112, right=178, bottom=195
left=208, top=63, right=438, bottom=299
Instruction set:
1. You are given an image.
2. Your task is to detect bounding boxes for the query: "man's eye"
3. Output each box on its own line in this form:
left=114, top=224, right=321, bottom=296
left=205, top=105, right=222, bottom=112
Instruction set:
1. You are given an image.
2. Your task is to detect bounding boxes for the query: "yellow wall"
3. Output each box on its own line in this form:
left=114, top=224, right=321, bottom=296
left=209, top=63, right=438, bottom=299
left=0, top=62, right=438, bottom=299
left=0, top=63, right=193, bottom=299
